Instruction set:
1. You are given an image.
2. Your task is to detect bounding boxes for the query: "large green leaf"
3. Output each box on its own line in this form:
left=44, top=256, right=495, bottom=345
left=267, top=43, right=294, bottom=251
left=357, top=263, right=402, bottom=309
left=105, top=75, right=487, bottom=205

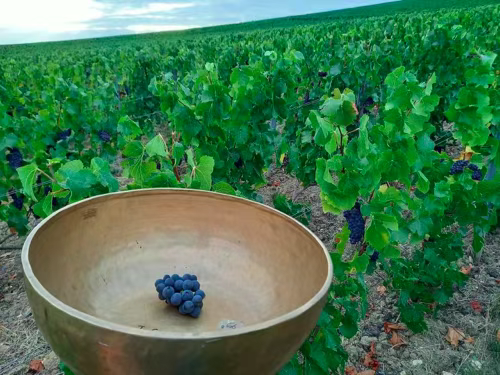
left=365, top=220, right=390, bottom=250
left=212, top=181, right=236, bottom=195
left=91, top=158, right=119, bottom=192
left=17, top=164, right=38, bottom=201
left=117, top=116, right=142, bottom=140
left=145, top=134, right=167, bottom=158
left=192, top=156, right=215, bottom=190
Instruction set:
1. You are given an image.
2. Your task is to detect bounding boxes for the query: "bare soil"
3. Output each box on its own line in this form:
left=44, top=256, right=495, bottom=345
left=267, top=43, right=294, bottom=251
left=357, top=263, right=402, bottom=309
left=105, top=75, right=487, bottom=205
left=0, top=166, right=499, bottom=375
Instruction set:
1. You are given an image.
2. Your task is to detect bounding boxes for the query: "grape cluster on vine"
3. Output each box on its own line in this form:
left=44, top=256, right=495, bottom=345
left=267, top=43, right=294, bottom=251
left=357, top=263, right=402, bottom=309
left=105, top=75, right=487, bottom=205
left=450, top=160, right=482, bottom=181
left=6, top=148, right=23, bottom=169
left=10, top=191, right=24, bottom=210
left=57, top=129, right=72, bottom=141
left=155, top=273, right=205, bottom=318
left=343, top=203, right=365, bottom=244
left=98, top=130, right=111, bottom=142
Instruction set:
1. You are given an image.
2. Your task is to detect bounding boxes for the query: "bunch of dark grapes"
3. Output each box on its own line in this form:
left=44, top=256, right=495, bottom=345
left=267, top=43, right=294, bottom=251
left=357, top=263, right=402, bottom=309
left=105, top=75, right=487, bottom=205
left=57, top=129, right=72, bottom=141
left=450, top=160, right=482, bottom=181
left=370, top=251, right=379, bottom=262
left=10, top=191, right=24, bottom=210
left=234, top=157, right=244, bottom=169
left=155, top=273, right=205, bottom=318
left=98, top=130, right=111, bottom=142
left=343, top=203, right=365, bottom=244
left=318, top=71, right=327, bottom=78
left=467, top=163, right=482, bottom=181
left=6, top=148, right=23, bottom=169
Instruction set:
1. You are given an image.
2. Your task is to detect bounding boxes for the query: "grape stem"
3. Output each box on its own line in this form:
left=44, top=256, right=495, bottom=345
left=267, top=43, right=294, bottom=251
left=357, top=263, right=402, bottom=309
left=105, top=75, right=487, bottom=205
left=37, top=169, right=56, bottom=183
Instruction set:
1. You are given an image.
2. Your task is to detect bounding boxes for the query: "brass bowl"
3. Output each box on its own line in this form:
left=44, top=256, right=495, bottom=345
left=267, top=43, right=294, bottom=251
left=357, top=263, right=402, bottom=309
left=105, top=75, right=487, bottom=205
left=22, top=189, right=332, bottom=375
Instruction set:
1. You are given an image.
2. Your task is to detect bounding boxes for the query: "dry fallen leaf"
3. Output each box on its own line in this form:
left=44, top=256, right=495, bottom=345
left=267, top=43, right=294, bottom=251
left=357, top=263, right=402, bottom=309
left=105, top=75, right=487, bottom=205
left=363, top=342, right=379, bottom=370
left=389, top=331, right=407, bottom=347
left=470, top=300, right=483, bottom=313
left=357, top=370, right=375, bottom=375
left=384, top=322, right=406, bottom=333
left=460, top=265, right=473, bottom=275
left=28, top=359, right=45, bottom=374
left=464, top=336, right=475, bottom=344
left=376, top=285, right=387, bottom=295
left=445, top=327, right=466, bottom=347
left=345, top=366, right=357, bottom=375
left=496, top=330, right=500, bottom=342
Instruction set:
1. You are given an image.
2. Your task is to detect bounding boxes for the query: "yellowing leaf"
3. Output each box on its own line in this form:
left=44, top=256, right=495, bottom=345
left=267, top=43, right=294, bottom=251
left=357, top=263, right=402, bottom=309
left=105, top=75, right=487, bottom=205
left=445, top=327, right=466, bottom=347
left=378, top=184, right=388, bottom=193
left=389, top=332, right=407, bottom=347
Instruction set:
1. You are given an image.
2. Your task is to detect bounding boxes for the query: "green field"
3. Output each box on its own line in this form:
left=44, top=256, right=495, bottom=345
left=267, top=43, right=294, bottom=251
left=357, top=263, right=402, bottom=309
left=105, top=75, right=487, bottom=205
left=1, top=0, right=499, bottom=374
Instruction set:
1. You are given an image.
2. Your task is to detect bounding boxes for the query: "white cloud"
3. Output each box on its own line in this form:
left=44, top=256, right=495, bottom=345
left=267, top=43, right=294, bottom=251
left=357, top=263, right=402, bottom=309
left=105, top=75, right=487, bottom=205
left=113, top=3, right=195, bottom=17
left=0, top=0, right=196, bottom=38
left=0, top=0, right=105, bottom=34
left=126, top=24, right=199, bottom=33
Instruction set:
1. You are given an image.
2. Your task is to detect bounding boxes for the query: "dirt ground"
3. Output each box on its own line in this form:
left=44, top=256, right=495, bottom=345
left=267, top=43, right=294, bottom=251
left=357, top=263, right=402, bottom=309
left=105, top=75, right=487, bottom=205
left=1, top=166, right=499, bottom=375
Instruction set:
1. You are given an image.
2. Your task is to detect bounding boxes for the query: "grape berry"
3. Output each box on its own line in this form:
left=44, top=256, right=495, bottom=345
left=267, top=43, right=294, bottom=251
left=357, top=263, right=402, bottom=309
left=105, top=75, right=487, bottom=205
left=155, top=273, right=205, bottom=318
left=450, top=160, right=482, bottom=181
left=343, top=203, right=365, bottom=244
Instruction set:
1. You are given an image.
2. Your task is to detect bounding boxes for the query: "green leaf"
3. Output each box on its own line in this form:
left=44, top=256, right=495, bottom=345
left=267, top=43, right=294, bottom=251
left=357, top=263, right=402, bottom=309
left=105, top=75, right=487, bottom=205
left=0, top=133, right=18, bottom=151
left=56, top=161, right=97, bottom=201
left=123, top=141, right=143, bottom=158
left=372, top=213, right=399, bottom=231
left=279, top=353, right=302, bottom=375
left=186, top=149, right=195, bottom=168
left=339, top=314, right=358, bottom=338
left=213, top=181, right=236, bottom=195
left=33, top=195, right=53, bottom=218
left=129, top=161, right=156, bottom=185
left=145, top=134, right=167, bottom=158
left=381, top=245, right=401, bottom=259
left=416, top=171, right=430, bottom=193
left=385, top=66, right=405, bottom=88
left=434, top=181, right=450, bottom=198
left=365, top=220, right=390, bottom=250
left=91, top=158, right=119, bottom=192
left=192, top=156, right=215, bottom=190
left=335, top=224, right=350, bottom=255
left=173, top=142, right=184, bottom=165
left=351, top=253, right=369, bottom=273
left=117, top=116, right=142, bottom=140
left=17, top=164, right=38, bottom=201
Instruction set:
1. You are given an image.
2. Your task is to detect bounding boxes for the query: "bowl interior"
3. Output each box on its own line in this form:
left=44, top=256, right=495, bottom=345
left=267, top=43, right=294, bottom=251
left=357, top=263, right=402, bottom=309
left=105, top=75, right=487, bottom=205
left=27, top=190, right=329, bottom=334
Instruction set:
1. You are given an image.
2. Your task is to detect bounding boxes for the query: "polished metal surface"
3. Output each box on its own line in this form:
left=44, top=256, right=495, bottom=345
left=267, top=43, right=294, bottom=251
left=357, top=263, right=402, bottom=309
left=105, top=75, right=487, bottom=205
left=22, top=189, right=332, bottom=375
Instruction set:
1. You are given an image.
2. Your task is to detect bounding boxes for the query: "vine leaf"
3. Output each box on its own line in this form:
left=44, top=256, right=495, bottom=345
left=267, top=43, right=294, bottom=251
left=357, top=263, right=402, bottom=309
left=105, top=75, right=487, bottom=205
left=17, top=164, right=38, bottom=201
left=145, top=134, right=167, bottom=157
left=117, top=116, right=142, bottom=140
left=213, top=181, right=236, bottom=195
left=365, top=221, right=390, bottom=250
left=191, top=156, right=215, bottom=190
left=91, top=158, right=119, bottom=192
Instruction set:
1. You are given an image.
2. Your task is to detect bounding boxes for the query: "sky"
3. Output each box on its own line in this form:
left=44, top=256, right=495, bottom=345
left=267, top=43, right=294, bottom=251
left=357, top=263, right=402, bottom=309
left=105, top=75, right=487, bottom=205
left=0, top=0, right=396, bottom=45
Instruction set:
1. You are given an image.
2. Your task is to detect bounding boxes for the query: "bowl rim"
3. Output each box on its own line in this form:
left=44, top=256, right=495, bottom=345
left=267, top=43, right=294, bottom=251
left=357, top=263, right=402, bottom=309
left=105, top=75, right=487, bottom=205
left=22, top=188, right=333, bottom=340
